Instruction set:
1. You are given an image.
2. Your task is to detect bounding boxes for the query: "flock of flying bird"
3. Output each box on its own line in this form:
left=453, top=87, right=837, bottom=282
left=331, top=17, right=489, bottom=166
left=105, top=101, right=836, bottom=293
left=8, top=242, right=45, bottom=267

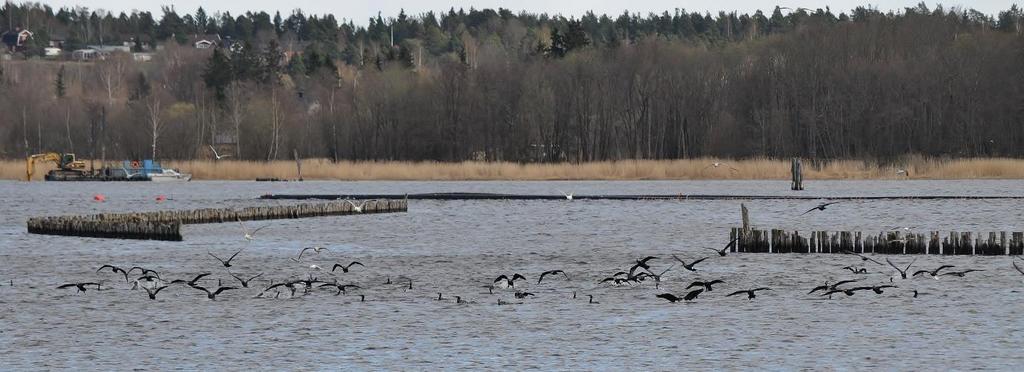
left=41, top=201, right=1024, bottom=306
left=52, top=240, right=1024, bottom=305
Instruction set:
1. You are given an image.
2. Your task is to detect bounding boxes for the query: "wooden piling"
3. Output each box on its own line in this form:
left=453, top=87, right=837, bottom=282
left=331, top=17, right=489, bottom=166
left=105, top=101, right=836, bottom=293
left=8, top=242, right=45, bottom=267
left=27, top=199, right=408, bottom=241
left=791, top=158, right=804, bottom=191
left=732, top=227, right=1022, bottom=256
left=741, top=204, right=750, bottom=233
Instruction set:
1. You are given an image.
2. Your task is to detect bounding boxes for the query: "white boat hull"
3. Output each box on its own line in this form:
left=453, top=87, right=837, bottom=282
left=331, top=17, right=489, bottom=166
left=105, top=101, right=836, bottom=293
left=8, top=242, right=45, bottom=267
left=148, top=170, right=192, bottom=182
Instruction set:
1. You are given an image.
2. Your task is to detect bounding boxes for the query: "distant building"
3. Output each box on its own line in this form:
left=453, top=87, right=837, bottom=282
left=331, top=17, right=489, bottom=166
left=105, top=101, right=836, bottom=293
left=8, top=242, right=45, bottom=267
left=1, top=28, right=32, bottom=52
left=43, top=47, right=62, bottom=57
left=87, top=45, right=131, bottom=54
left=194, top=40, right=215, bottom=49
left=71, top=48, right=101, bottom=61
left=132, top=52, right=153, bottom=62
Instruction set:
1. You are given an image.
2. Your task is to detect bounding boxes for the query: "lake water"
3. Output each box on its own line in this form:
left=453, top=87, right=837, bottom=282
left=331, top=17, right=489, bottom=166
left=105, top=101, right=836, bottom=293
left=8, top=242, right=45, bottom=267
left=1, top=180, right=1022, bottom=370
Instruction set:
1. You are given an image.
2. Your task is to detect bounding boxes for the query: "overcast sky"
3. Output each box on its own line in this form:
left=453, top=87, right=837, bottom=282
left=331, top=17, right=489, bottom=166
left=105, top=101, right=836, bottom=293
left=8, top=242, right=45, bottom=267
left=32, top=1, right=1016, bottom=23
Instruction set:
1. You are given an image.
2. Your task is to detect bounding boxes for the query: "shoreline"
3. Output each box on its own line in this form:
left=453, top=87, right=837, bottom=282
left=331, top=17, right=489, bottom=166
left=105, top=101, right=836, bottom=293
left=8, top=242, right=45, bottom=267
left=5, top=157, right=1024, bottom=181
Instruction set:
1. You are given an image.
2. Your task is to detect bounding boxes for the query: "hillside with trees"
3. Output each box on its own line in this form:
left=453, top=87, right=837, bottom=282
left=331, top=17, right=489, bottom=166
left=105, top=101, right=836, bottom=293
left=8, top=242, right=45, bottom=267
left=0, top=2, right=1022, bottom=163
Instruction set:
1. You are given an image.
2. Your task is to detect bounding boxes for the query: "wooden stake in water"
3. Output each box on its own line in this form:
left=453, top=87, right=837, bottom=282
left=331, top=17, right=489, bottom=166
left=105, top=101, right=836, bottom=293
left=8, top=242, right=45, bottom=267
left=791, top=158, right=804, bottom=191
left=293, top=149, right=303, bottom=181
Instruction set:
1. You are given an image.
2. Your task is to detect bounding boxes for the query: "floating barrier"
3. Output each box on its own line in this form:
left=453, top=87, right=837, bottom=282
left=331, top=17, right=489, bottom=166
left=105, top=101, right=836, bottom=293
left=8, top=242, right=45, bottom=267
left=729, top=228, right=1024, bottom=255
left=27, top=199, right=407, bottom=241
left=261, top=192, right=1024, bottom=201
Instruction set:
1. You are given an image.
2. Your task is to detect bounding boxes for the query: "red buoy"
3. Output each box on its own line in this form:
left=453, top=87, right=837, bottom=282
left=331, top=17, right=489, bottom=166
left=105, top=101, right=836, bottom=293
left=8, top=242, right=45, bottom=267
left=93, top=194, right=106, bottom=202
left=156, top=195, right=167, bottom=202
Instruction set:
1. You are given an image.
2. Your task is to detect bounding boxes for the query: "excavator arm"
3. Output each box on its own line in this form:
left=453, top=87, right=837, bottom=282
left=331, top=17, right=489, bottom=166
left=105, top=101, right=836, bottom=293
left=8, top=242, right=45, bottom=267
left=26, top=153, right=61, bottom=181
left=26, top=153, right=84, bottom=181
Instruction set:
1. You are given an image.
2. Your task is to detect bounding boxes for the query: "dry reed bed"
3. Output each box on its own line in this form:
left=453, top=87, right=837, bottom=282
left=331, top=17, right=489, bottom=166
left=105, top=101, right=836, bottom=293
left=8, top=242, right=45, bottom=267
left=5, top=157, right=1024, bottom=181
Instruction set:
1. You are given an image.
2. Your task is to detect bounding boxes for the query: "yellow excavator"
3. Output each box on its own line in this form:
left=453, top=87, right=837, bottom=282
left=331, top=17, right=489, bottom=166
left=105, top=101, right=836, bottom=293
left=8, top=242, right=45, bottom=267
left=26, top=153, right=87, bottom=181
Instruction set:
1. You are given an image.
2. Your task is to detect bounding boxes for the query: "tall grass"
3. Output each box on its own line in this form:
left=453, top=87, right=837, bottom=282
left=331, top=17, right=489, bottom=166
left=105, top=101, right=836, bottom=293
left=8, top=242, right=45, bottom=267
left=5, top=157, right=1024, bottom=181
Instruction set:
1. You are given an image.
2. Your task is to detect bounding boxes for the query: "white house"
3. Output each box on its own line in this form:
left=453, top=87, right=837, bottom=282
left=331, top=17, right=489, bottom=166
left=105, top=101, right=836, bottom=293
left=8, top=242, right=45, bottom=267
left=194, top=40, right=214, bottom=49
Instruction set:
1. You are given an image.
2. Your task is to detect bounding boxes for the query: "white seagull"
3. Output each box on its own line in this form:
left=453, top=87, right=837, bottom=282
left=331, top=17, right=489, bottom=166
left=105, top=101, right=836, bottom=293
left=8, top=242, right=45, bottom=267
left=346, top=200, right=367, bottom=213
left=291, top=246, right=329, bottom=262
left=702, top=162, right=739, bottom=173
left=558, top=190, right=574, bottom=201
left=121, top=166, right=145, bottom=180
left=209, top=145, right=232, bottom=160
left=238, top=220, right=269, bottom=242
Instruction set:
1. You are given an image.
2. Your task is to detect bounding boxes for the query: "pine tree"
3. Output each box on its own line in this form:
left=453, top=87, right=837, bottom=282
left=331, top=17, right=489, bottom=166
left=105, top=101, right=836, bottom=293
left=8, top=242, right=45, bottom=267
left=549, top=28, right=567, bottom=57
left=203, top=48, right=233, bottom=101
left=564, top=20, right=590, bottom=52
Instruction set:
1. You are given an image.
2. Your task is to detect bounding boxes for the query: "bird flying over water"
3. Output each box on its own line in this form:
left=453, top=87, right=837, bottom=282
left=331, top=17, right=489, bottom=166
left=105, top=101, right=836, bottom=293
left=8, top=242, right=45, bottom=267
left=208, top=248, right=244, bottom=268
left=686, top=279, right=724, bottom=292
left=705, top=238, right=738, bottom=257
left=494, top=274, right=527, bottom=288
left=634, top=256, right=658, bottom=270
left=656, top=293, right=684, bottom=303
left=886, top=258, right=916, bottom=279
left=808, top=279, right=860, bottom=294
left=537, top=270, right=570, bottom=284
left=263, top=281, right=300, bottom=297
left=671, top=255, right=708, bottom=272
left=940, top=269, right=983, bottom=277
left=238, top=220, right=269, bottom=242
left=727, top=287, right=772, bottom=299
left=171, top=273, right=212, bottom=287
left=842, top=250, right=883, bottom=265
left=912, top=265, right=955, bottom=279
left=57, top=282, right=101, bottom=292
left=345, top=199, right=367, bottom=213
left=97, top=265, right=130, bottom=284
left=190, top=284, right=237, bottom=300
left=849, top=285, right=898, bottom=294
left=127, top=266, right=160, bottom=278
left=228, top=272, right=263, bottom=288
left=142, top=285, right=169, bottom=300
left=843, top=266, right=868, bottom=274
left=332, top=261, right=364, bottom=273
left=209, top=145, right=232, bottom=160
left=801, top=201, right=840, bottom=215
left=702, top=162, right=738, bottom=173
left=292, top=246, right=328, bottom=261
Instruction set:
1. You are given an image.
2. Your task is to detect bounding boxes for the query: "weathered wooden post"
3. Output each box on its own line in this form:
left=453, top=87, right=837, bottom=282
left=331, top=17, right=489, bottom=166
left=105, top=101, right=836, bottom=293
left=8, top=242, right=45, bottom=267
left=791, top=158, right=804, bottom=191
left=741, top=203, right=750, bottom=233
left=293, top=149, right=303, bottom=181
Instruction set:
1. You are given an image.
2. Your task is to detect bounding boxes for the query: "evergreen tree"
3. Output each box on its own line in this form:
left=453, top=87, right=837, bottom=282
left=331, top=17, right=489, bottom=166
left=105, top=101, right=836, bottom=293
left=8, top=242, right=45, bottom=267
left=262, top=40, right=283, bottom=83
left=548, top=28, right=567, bottom=57
left=203, top=48, right=233, bottom=101
left=564, top=20, right=590, bottom=51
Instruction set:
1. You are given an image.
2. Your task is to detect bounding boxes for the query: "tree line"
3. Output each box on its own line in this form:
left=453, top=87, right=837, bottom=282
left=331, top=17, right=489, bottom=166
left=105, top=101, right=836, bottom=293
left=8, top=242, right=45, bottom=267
left=0, top=3, right=1022, bottom=163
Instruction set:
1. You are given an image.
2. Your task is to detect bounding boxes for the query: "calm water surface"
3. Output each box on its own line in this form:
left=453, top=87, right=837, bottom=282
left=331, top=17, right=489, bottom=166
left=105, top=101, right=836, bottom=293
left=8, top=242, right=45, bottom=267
left=1, top=180, right=1022, bottom=370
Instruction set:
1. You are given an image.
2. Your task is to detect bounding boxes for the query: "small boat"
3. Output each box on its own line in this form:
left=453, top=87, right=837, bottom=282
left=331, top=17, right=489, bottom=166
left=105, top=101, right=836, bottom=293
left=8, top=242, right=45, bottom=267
left=148, top=168, right=192, bottom=182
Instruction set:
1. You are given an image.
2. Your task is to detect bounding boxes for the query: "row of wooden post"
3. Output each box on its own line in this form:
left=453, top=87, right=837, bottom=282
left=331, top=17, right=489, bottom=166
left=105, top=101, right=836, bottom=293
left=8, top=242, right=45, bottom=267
left=27, top=199, right=408, bottom=241
left=730, top=228, right=1024, bottom=255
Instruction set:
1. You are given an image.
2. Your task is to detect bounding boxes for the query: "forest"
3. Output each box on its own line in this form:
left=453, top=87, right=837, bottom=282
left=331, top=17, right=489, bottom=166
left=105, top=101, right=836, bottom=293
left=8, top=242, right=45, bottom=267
left=0, top=2, right=1022, bottom=163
